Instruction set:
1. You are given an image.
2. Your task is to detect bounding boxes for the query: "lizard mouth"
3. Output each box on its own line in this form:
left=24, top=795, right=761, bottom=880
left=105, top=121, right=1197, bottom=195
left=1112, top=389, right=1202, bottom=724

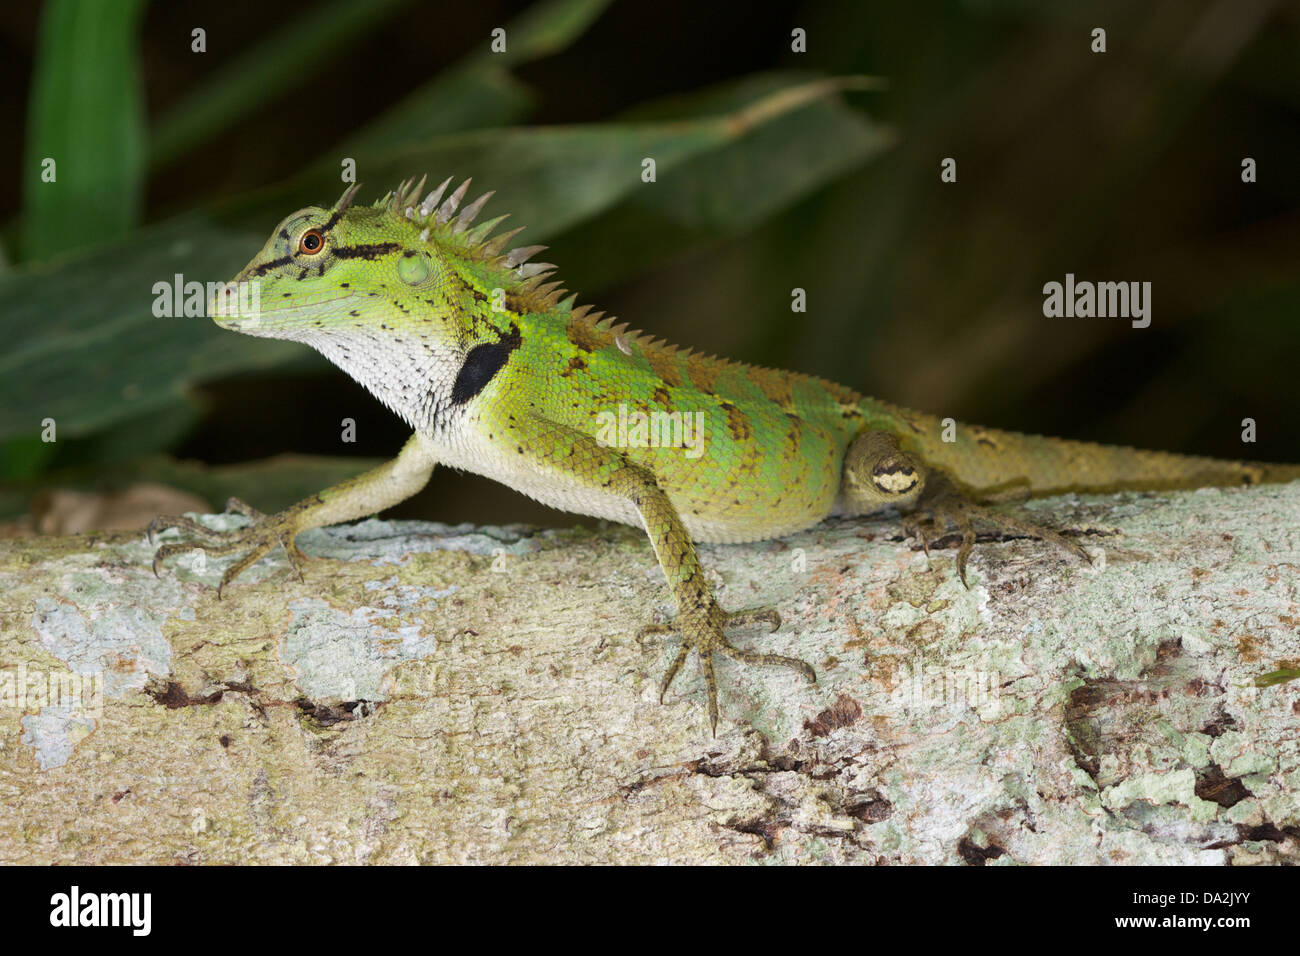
left=207, top=281, right=255, bottom=328
left=207, top=282, right=354, bottom=332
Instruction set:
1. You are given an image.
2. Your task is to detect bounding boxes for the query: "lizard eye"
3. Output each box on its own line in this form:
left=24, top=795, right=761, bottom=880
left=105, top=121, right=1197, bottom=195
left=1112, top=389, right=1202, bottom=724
left=298, top=229, right=325, bottom=255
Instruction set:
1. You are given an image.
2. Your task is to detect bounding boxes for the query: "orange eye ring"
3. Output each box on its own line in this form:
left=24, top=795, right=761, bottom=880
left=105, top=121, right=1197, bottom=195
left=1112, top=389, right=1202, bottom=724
left=298, top=228, right=325, bottom=255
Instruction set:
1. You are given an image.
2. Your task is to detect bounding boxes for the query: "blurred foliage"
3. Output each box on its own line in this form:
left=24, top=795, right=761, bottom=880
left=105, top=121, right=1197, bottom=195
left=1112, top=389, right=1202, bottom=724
left=21, top=0, right=146, bottom=261
left=1, top=0, right=1297, bottom=528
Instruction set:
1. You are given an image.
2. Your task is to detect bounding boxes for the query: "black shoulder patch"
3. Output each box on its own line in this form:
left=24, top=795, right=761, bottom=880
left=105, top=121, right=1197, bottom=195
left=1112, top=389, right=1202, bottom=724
left=450, top=327, right=522, bottom=405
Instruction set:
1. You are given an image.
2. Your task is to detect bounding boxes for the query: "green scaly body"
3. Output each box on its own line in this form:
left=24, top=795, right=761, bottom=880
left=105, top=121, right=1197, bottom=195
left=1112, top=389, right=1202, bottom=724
left=151, top=177, right=1300, bottom=734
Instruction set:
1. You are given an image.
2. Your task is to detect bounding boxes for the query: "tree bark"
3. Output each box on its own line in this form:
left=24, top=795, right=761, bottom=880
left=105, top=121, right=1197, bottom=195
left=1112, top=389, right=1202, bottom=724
left=1, top=483, right=1298, bottom=864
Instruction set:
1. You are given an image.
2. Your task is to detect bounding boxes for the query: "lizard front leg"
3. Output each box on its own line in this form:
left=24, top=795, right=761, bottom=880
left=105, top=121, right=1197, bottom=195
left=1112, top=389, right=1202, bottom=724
left=149, top=431, right=439, bottom=596
left=490, top=413, right=815, bottom=735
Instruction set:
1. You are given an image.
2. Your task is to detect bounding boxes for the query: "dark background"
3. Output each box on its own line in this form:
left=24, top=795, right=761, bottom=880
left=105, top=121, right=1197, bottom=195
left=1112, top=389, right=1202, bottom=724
left=2, top=0, right=1297, bottom=529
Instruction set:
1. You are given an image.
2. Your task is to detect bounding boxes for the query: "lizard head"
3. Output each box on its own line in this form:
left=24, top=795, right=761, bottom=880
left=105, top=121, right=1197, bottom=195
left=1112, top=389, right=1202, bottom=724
left=207, top=177, right=564, bottom=429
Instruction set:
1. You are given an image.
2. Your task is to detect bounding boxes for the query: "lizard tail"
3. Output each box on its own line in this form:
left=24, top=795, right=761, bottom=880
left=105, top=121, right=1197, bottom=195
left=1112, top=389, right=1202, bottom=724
left=872, top=404, right=1300, bottom=497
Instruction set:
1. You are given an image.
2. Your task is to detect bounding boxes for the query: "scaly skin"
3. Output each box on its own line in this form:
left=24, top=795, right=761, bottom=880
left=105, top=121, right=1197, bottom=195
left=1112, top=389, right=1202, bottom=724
left=150, top=177, right=1300, bottom=734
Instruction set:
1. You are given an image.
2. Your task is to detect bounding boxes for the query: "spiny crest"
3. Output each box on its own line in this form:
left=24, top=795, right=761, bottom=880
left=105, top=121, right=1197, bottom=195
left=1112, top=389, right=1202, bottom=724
left=332, top=176, right=572, bottom=312
left=566, top=308, right=864, bottom=408
left=326, top=179, right=862, bottom=405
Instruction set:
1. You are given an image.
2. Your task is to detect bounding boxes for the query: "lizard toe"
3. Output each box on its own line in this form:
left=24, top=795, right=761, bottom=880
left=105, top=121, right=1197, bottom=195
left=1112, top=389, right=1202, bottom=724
left=649, top=603, right=815, bottom=733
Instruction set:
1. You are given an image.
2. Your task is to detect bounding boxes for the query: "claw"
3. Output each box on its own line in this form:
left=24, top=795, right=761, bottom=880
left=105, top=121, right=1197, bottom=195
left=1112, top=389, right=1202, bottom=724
left=955, top=524, right=976, bottom=588
left=903, top=475, right=1087, bottom=587
left=647, top=604, right=815, bottom=735
left=283, top=536, right=307, bottom=582
left=147, top=513, right=185, bottom=546
left=700, top=650, right=720, bottom=737
left=659, top=642, right=690, bottom=704
left=148, top=500, right=302, bottom=595
left=224, top=497, right=264, bottom=520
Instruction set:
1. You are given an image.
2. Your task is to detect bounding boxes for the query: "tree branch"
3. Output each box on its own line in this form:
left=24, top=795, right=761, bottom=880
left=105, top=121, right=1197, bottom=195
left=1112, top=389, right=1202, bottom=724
left=1, top=483, right=1297, bottom=863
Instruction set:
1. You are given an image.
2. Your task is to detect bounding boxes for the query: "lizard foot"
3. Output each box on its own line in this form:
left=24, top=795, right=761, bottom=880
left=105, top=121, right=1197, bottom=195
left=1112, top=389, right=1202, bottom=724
left=640, top=605, right=816, bottom=736
left=901, top=476, right=1090, bottom=587
left=148, top=496, right=307, bottom=598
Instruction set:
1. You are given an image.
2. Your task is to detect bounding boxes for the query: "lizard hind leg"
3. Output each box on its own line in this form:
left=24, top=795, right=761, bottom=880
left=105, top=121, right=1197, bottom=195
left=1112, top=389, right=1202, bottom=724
left=901, top=472, right=1091, bottom=587
left=454, top=408, right=818, bottom=736
left=641, top=605, right=813, bottom=736
left=488, top=413, right=817, bottom=736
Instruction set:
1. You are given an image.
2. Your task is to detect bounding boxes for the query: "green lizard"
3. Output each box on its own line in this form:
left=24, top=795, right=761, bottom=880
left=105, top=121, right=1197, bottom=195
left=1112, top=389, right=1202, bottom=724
left=150, top=177, right=1300, bottom=734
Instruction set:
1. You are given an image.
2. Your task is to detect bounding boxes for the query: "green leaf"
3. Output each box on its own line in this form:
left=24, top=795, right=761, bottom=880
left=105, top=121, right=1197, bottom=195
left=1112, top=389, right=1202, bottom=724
left=554, top=72, right=893, bottom=291
left=149, top=0, right=412, bottom=170
left=338, top=0, right=614, bottom=154
left=22, top=0, right=147, bottom=261
left=0, top=215, right=308, bottom=445
left=152, top=0, right=613, bottom=172
left=0, top=436, right=57, bottom=483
